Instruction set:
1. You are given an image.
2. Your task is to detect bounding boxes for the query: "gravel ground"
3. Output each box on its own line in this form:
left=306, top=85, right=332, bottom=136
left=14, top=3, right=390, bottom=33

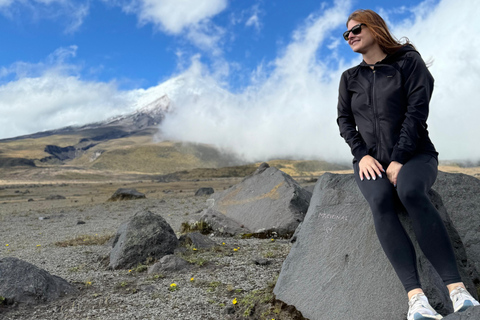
left=0, top=185, right=295, bottom=320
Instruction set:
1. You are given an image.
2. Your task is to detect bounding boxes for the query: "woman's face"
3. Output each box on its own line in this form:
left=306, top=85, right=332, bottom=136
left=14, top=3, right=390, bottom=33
left=346, top=19, right=376, bottom=54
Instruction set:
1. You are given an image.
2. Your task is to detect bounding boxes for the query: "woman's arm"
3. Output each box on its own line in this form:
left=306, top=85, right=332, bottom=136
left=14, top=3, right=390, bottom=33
left=337, top=71, right=384, bottom=180
left=390, top=51, right=434, bottom=164
left=337, top=71, right=368, bottom=161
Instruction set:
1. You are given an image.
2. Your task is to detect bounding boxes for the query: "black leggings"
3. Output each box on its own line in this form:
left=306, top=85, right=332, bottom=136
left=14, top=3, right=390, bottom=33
left=353, top=153, right=461, bottom=292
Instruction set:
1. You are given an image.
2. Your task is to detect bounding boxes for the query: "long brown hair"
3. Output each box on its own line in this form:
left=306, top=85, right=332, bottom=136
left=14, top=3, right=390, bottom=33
left=347, top=9, right=413, bottom=54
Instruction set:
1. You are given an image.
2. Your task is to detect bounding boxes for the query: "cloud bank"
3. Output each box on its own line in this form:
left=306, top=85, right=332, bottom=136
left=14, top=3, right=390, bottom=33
left=159, top=0, right=480, bottom=163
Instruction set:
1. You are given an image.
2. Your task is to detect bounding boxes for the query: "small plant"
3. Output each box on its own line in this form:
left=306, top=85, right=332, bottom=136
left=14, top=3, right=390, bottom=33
left=0, top=295, right=5, bottom=305
left=135, top=264, right=148, bottom=273
left=179, top=220, right=213, bottom=235
left=169, top=283, right=178, bottom=292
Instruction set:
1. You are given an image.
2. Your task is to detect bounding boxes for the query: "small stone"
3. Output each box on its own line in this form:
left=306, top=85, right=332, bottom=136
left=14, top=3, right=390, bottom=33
left=252, top=257, right=271, bottom=265
left=77, top=220, right=86, bottom=225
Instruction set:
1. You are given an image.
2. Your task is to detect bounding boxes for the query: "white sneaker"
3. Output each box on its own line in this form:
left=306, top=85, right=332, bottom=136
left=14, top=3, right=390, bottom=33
left=407, top=293, right=443, bottom=320
left=450, top=286, right=480, bottom=313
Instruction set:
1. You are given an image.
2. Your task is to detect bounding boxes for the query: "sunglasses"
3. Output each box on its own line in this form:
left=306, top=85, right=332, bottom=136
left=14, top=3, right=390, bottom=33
left=343, top=23, right=366, bottom=41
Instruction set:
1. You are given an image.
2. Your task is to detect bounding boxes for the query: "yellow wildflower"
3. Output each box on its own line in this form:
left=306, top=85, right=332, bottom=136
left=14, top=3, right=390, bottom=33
left=193, top=248, right=197, bottom=251
left=190, top=277, right=195, bottom=282
left=232, top=298, right=237, bottom=305
left=222, top=242, right=226, bottom=245
left=5, top=244, right=8, bottom=247
left=233, top=248, right=238, bottom=252
left=170, top=283, right=177, bottom=288
left=128, top=269, right=132, bottom=273
left=36, top=244, right=41, bottom=247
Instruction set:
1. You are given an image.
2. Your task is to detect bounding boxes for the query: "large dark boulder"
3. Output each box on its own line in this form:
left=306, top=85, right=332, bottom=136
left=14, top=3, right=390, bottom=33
left=434, top=172, right=480, bottom=275
left=107, top=188, right=146, bottom=202
left=274, top=172, right=480, bottom=320
left=109, top=211, right=179, bottom=269
left=207, top=163, right=310, bottom=237
left=0, top=257, right=76, bottom=305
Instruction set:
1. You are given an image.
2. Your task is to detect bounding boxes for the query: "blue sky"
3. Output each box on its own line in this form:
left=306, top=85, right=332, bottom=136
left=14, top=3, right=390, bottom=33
left=1, top=0, right=479, bottom=162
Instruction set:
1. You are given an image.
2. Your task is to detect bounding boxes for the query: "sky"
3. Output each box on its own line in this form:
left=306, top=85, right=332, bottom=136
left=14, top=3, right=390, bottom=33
left=1, top=0, right=479, bottom=163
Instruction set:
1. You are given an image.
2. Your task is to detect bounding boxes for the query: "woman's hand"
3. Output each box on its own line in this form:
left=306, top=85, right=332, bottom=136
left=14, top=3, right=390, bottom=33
left=386, top=161, right=403, bottom=187
left=358, top=155, right=385, bottom=181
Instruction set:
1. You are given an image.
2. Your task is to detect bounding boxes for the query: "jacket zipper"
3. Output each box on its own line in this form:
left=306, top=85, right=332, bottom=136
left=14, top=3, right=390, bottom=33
left=372, top=69, right=381, bottom=160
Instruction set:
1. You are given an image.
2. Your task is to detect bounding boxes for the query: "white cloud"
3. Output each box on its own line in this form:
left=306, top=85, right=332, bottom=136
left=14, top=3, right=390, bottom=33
left=129, top=0, right=227, bottom=34
left=0, top=0, right=89, bottom=34
left=245, top=4, right=261, bottom=31
left=115, top=0, right=228, bottom=56
left=160, top=1, right=353, bottom=163
left=159, top=0, right=480, bottom=163
left=0, top=47, right=136, bottom=139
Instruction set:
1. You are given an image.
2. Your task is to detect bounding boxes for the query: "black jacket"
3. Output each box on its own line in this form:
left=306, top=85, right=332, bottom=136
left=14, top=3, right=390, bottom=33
left=337, top=45, right=438, bottom=165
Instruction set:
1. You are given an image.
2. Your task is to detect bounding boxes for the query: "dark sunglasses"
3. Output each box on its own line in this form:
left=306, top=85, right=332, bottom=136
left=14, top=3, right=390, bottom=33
left=343, top=23, right=366, bottom=41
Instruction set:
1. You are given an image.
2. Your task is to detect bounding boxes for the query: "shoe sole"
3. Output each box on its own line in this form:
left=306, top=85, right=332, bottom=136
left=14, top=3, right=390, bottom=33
left=413, top=313, right=443, bottom=320
left=456, top=300, right=474, bottom=312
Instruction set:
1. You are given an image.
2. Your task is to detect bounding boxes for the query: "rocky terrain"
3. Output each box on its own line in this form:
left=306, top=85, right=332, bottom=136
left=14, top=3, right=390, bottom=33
left=0, top=177, right=311, bottom=320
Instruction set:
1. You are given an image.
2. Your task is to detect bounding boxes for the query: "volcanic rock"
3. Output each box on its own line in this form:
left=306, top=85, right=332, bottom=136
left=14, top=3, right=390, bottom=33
left=274, top=172, right=480, bottom=319
left=179, top=232, right=216, bottom=249
left=108, top=188, right=146, bottom=201
left=200, top=208, right=247, bottom=236
left=109, top=211, right=178, bottom=269
left=0, top=257, right=76, bottom=305
left=148, top=255, right=191, bottom=274
left=207, top=165, right=310, bottom=237
left=194, top=187, right=214, bottom=196
left=443, top=306, right=480, bottom=319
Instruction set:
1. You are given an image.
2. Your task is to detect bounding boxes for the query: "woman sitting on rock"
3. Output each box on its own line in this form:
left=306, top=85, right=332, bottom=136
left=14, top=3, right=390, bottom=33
left=337, top=9, right=479, bottom=320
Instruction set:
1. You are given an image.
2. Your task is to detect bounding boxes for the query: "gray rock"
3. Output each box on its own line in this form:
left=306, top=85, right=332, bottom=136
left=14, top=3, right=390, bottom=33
left=208, top=165, right=310, bottom=237
left=179, top=232, right=216, bottom=249
left=274, top=172, right=480, bottom=320
left=148, top=255, right=191, bottom=274
left=434, top=172, right=480, bottom=276
left=443, top=306, right=480, bottom=319
left=45, top=195, right=66, bottom=200
left=109, top=211, right=178, bottom=269
left=194, top=187, right=214, bottom=196
left=252, top=257, right=271, bottom=265
left=200, top=208, right=247, bottom=236
left=0, top=257, right=76, bottom=305
left=108, top=188, right=146, bottom=201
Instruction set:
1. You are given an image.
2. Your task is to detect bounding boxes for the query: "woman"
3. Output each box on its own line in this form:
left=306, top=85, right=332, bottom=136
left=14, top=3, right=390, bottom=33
left=337, top=9, right=479, bottom=319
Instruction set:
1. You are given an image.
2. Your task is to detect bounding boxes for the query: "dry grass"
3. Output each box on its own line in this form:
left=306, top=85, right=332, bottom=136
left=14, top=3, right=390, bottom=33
left=54, top=233, right=114, bottom=247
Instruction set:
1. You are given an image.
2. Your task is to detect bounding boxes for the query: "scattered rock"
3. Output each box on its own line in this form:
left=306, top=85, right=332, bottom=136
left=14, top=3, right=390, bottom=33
left=147, top=255, right=191, bottom=274
left=45, top=195, right=66, bottom=200
left=179, top=232, right=216, bottom=249
left=38, top=216, right=50, bottom=220
left=200, top=209, right=247, bottom=236
left=252, top=257, right=271, bottom=265
left=77, top=220, right=86, bottom=225
left=0, top=257, right=76, bottom=305
left=274, top=172, right=480, bottom=319
left=207, top=164, right=311, bottom=237
left=109, top=211, right=178, bottom=270
left=443, top=306, right=480, bottom=319
left=27, top=199, right=34, bottom=202
left=194, top=187, right=214, bottom=196
left=107, top=188, right=146, bottom=201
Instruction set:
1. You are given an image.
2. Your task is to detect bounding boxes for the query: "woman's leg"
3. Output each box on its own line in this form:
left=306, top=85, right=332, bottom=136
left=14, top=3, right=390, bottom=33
left=353, top=161, right=421, bottom=292
left=396, top=154, right=462, bottom=286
